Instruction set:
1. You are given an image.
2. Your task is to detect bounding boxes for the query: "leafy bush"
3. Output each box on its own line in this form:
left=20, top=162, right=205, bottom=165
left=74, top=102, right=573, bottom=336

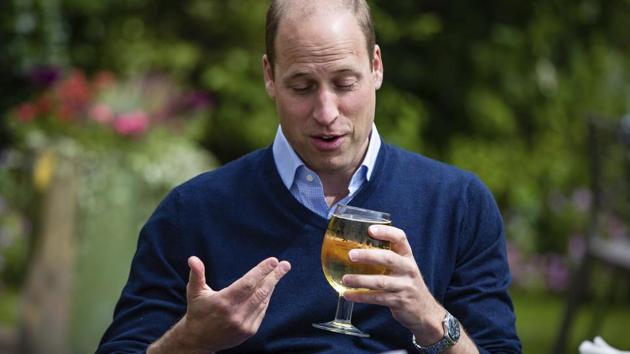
left=2, top=0, right=630, bottom=296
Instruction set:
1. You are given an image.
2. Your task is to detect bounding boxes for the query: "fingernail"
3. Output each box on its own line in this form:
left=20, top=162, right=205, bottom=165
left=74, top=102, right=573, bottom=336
left=279, top=261, right=291, bottom=272
left=348, top=249, right=357, bottom=261
left=369, top=225, right=379, bottom=235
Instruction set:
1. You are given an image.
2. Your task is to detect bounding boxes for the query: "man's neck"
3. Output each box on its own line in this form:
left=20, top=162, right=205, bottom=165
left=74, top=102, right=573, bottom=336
left=317, top=137, right=371, bottom=207
left=319, top=170, right=353, bottom=207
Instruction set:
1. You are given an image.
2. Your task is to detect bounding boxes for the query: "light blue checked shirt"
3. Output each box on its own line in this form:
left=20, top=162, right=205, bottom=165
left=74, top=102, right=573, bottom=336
left=272, top=124, right=381, bottom=219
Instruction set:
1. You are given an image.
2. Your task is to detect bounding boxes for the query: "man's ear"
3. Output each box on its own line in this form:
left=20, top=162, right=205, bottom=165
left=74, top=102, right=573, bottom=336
left=372, top=45, right=384, bottom=90
left=262, top=54, right=276, bottom=99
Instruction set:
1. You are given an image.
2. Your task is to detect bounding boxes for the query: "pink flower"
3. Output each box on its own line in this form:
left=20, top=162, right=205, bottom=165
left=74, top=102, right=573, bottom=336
left=90, top=104, right=114, bottom=124
left=113, top=111, right=150, bottom=136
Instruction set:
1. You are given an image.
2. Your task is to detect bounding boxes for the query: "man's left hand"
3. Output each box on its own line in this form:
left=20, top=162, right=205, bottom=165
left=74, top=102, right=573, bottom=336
left=341, top=224, right=445, bottom=344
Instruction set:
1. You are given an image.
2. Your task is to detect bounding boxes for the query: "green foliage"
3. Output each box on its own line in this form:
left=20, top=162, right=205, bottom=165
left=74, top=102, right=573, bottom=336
left=1, top=0, right=628, bottom=269
left=375, top=87, right=426, bottom=152
left=1, top=1, right=630, bottom=350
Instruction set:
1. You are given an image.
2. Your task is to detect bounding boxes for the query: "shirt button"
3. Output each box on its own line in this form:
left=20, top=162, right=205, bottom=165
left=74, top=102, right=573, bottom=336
left=306, top=174, right=314, bottom=182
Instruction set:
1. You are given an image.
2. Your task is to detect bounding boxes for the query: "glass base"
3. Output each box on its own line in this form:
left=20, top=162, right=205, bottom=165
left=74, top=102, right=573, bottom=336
left=312, top=320, right=370, bottom=338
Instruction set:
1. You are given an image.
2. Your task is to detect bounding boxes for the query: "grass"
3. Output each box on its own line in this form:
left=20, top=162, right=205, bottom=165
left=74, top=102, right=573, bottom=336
left=513, top=290, right=630, bottom=353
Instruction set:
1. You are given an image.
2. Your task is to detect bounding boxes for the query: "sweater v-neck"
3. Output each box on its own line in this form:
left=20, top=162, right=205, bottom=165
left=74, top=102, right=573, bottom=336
left=259, top=142, right=390, bottom=231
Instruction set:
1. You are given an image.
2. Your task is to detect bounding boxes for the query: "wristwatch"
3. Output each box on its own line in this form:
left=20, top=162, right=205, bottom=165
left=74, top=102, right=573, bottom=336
left=412, top=311, right=461, bottom=354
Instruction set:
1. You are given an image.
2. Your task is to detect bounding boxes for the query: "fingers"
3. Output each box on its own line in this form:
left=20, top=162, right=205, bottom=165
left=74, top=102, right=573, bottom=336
left=183, top=257, right=290, bottom=350
left=343, top=289, right=398, bottom=307
left=226, top=258, right=290, bottom=303
left=348, top=247, right=413, bottom=275
left=343, top=291, right=412, bottom=311
left=187, top=256, right=211, bottom=298
left=244, top=260, right=291, bottom=327
left=341, top=272, right=415, bottom=308
left=342, top=273, right=407, bottom=292
left=246, top=260, right=291, bottom=309
left=369, top=225, right=413, bottom=256
left=227, top=257, right=278, bottom=301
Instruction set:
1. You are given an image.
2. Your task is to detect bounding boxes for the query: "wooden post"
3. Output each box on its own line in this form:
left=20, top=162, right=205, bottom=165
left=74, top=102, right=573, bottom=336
left=18, top=154, right=77, bottom=354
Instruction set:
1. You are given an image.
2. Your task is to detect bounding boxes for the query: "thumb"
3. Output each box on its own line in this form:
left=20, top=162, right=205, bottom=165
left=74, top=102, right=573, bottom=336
left=187, top=256, right=211, bottom=297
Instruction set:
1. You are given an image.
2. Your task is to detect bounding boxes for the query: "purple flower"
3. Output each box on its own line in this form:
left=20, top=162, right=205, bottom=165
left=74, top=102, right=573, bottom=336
left=605, top=214, right=627, bottom=240
left=506, top=241, right=522, bottom=274
left=546, top=254, right=570, bottom=292
left=571, top=188, right=592, bottom=212
left=28, top=66, right=62, bottom=87
left=182, top=91, right=212, bottom=110
left=568, top=234, right=586, bottom=260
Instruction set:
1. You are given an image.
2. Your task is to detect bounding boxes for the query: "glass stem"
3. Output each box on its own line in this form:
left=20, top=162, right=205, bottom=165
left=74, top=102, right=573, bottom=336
left=334, top=295, right=354, bottom=324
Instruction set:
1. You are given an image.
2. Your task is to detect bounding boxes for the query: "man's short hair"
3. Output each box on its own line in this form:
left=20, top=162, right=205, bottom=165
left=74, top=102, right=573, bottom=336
left=265, top=0, right=376, bottom=75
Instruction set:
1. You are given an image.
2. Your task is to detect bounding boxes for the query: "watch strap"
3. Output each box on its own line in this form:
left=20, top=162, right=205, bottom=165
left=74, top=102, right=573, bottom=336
left=411, top=311, right=460, bottom=354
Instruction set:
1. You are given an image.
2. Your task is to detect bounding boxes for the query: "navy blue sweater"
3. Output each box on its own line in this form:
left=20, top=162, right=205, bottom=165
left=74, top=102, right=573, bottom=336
left=97, top=144, right=521, bottom=353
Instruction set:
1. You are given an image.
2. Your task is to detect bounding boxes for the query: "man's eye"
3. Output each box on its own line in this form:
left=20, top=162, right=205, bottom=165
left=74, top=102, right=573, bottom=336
left=336, top=80, right=358, bottom=91
left=291, top=85, right=312, bottom=94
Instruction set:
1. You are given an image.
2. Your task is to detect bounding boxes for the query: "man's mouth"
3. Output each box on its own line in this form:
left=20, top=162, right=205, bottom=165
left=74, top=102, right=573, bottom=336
left=310, top=134, right=345, bottom=151
left=320, top=135, right=339, bottom=141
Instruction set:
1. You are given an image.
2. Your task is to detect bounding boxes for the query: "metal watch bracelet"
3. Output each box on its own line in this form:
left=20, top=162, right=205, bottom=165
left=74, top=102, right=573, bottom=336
left=411, top=311, right=461, bottom=354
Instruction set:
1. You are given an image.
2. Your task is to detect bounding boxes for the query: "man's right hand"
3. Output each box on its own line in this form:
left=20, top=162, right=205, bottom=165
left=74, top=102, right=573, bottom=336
left=147, top=256, right=291, bottom=354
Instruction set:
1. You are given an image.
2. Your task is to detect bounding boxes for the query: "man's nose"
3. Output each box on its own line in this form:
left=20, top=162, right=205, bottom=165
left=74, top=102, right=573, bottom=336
left=312, top=88, right=339, bottom=125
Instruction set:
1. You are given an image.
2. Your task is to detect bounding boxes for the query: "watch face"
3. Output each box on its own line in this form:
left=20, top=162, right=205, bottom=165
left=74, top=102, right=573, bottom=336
left=447, top=316, right=461, bottom=342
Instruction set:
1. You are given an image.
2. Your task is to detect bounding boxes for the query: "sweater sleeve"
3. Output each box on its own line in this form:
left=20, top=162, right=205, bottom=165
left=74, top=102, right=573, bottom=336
left=445, top=176, right=522, bottom=354
left=96, top=189, right=189, bottom=354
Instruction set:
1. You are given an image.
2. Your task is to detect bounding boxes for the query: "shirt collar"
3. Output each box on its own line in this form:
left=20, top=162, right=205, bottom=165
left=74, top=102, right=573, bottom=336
left=272, top=123, right=381, bottom=191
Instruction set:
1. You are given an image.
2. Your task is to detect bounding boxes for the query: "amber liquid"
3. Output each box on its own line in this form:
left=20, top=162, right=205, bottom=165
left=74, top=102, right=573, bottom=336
left=321, top=215, right=391, bottom=294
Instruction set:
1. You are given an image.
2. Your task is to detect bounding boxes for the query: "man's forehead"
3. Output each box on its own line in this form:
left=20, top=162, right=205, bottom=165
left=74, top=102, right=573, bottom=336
left=278, top=46, right=367, bottom=82
left=275, top=6, right=362, bottom=49
left=278, top=0, right=348, bottom=19
left=275, top=16, right=367, bottom=70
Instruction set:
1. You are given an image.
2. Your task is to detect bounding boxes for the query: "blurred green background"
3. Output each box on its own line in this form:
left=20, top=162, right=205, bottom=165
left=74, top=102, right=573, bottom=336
left=1, top=0, right=629, bottom=353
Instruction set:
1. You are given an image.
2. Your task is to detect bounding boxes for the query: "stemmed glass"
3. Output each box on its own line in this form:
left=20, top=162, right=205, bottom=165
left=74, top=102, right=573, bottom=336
left=312, top=204, right=391, bottom=337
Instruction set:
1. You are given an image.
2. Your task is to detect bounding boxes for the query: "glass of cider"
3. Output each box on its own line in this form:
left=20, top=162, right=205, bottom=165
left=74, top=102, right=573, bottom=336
left=312, top=204, right=391, bottom=338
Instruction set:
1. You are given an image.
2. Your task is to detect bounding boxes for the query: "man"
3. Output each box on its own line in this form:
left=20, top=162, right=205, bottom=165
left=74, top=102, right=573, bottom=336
left=97, top=0, right=521, bottom=353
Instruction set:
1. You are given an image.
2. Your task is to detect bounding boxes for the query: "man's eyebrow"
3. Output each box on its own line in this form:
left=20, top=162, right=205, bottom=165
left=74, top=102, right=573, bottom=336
left=333, top=68, right=363, bottom=78
left=282, top=67, right=363, bottom=83
left=285, top=71, right=311, bottom=81
left=333, top=68, right=361, bottom=75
